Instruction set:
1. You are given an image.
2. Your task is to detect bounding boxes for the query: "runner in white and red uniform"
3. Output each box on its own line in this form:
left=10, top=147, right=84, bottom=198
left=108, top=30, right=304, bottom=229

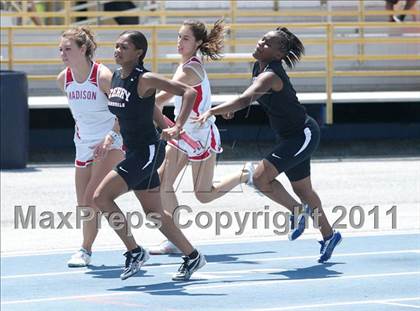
left=168, top=55, right=222, bottom=161
left=57, top=27, right=124, bottom=268
left=65, top=62, right=122, bottom=167
left=150, top=19, right=253, bottom=255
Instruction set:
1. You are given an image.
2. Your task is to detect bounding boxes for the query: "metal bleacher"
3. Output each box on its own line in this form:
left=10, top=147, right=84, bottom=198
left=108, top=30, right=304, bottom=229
left=1, top=0, right=419, bottom=125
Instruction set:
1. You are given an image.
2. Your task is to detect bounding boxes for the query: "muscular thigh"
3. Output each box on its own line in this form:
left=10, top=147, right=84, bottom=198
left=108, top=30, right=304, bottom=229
left=83, top=149, right=124, bottom=205
left=191, top=153, right=216, bottom=192
left=75, top=166, right=92, bottom=205
left=95, top=170, right=129, bottom=201
left=159, top=145, right=188, bottom=188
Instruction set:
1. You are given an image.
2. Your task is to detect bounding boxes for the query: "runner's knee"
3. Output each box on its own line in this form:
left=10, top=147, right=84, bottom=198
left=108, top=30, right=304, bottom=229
left=253, top=171, right=269, bottom=190
left=195, top=191, right=213, bottom=204
left=92, top=190, right=113, bottom=212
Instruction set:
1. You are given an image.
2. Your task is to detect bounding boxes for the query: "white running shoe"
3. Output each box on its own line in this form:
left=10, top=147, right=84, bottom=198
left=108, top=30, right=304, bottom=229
left=67, top=248, right=91, bottom=267
left=148, top=240, right=181, bottom=255
left=244, top=162, right=255, bottom=186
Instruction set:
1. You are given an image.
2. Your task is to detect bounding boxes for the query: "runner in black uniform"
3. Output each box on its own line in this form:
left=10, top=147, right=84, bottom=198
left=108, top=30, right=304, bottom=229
left=93, top=31, right=206, bottom=281
left=197, top=27, right=342, bottom=263
left=108, top=65, right=163, bottom=191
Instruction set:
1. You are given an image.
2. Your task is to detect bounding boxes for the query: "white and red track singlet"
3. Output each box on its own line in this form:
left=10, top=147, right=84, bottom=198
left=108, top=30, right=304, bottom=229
left=65, top=62, right=115, bottom=141
left=173, top=56, right=216, bottom=130
left=170, top=56, right=222, bottom=161
left=65, top=62, right=121, bottom=167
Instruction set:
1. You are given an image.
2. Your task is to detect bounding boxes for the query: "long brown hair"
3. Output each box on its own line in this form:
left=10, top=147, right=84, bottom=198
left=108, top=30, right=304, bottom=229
left=183, top=18, right=226, bottom=61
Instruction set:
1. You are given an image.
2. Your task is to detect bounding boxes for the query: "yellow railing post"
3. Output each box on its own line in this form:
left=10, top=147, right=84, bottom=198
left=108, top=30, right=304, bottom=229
left=64, top=1, right=71, bottom=26
left=22, top=0, right=28, bottom=25
left=358, top=0, right=366, bottom=65
left=273, top=0, right=279, bottom=12
left=96, top=1, right=101, bottom=25
left=7, top=28, right=13, bottom=70
left=160, top=1, right=166, bottom=24
left=229, top=0, right=237, bottom=53
left=151, top=26, right=158, bottom=72
left=358, top=0, right=366, bottom=23
left=326, top=23, right=334, bottom=125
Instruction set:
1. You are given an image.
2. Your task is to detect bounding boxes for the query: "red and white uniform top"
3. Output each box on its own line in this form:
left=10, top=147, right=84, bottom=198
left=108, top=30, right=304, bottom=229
left=169, top=56, right=222, bottom=161
left=173, top=56, right=216, bottom=130
left=64, top=62, right=115, bottom=141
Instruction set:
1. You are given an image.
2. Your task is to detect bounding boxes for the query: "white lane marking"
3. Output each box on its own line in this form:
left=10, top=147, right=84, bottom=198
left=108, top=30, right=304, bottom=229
left=2, top=249, right=419, bottom=280
left=246, top=297, right=420, bottom=311
left=380, top=302, right=420, bottom=309
left=166, top=268, right=281, bottom=280
left=2, top=273, right=420, bottom=305
left=2, top=230, right=419, bottom=257
left=2, top=292, right=139, bottom=305
left=184, top=271, right=420, bottom=291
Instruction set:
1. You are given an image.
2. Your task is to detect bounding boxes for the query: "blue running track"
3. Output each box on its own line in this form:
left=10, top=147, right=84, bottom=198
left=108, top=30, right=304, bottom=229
left=2, top=233, right=420, bottom=311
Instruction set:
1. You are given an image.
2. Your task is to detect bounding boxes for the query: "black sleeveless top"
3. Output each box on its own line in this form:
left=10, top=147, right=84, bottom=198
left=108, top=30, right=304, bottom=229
left=108, top=66, right=159, bottom=149
left=252, top=60, right=306, bottom=137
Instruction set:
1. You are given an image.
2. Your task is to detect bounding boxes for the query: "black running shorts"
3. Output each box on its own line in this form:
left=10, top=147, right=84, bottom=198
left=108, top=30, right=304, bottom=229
left=114, top=140, right=165, bottom=190
left=265, top=116, right=320, bottom=182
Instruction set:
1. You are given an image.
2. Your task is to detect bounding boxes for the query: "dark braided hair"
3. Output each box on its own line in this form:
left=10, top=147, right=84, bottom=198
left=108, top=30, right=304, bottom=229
left=274, top=27, right=305, bottom=69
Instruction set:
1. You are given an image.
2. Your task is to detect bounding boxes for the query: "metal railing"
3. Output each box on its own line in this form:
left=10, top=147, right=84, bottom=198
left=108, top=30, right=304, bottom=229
left=1, top=0, right=419, bottom=26
left=1, top=1, right=419, bottom=124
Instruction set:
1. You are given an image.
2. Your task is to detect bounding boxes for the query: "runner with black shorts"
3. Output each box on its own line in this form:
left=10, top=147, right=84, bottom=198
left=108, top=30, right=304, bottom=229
left=93, top=30, right=206, bottom=281
left=197, top=27, right=342, bottom=263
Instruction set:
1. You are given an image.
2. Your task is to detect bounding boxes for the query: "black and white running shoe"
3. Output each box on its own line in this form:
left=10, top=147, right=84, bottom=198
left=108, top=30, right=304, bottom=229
left=120, top=246, right=150, bottom=280
left=172, top=252, right=207, bottom=281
